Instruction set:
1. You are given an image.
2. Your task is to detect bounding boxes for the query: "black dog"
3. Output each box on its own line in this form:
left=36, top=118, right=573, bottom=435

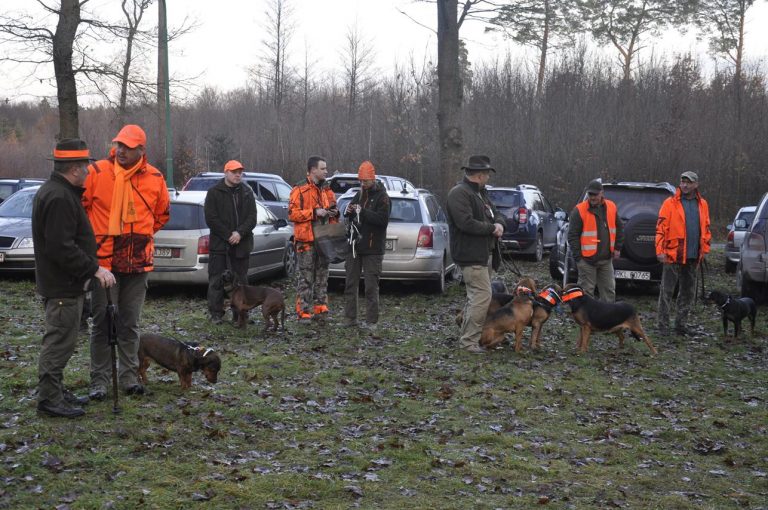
left=705, top=290, right=757, bottom=338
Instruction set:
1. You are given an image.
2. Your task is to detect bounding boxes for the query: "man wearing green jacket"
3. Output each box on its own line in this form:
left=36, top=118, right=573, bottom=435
left=446, top=155, right=505, bottom=353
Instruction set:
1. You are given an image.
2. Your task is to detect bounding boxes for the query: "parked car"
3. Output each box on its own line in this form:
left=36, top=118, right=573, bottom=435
left=0, top=185, right=40, bottom=272
left=549, top=181, right=676, bottom=285
left=326, top=173, right=416, bottom=198
left=0, top=178, right=45, bottom=204
left=737, top=192, right=768, bottom=302
left=148, top=191, right=296, bottom=285
left=327, top=188, right=459, bottom=293
left=181, top=172, right=292, bottom=220
left=485, top=184, right=565, bottom=261
left=724, top=205, right=757, bottom=273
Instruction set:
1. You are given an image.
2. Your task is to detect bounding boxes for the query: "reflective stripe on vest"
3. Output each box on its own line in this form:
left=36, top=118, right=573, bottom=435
left=576, top=199, right=617, bottom=258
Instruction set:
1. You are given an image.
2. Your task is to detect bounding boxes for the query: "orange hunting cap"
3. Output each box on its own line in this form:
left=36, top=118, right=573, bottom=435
left=224, top=160, right=245, bottom=172
left=358, top=161, right=376, bottom=180
left=112, top=124, right=146, bottom=149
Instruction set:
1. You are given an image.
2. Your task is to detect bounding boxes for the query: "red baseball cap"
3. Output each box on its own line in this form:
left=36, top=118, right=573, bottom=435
left=112, top=124, right=146, bottom=149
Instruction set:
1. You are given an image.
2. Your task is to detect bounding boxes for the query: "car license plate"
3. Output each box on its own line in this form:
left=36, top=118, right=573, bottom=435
left=154, top=247, right=172, bottom=258
left=385, top=240, right=394, bottom=250
left=614, top=270, right=651, bottom=280
left=0, top=252, right=4, bottom=263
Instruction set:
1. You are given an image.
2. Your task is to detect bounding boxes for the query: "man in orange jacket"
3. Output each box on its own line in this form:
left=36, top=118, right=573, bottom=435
left=82, top=125, right=170, bottom=398
left=655, top=171, right=711, bottom=336
left=288, top=156, right=339, bottom=322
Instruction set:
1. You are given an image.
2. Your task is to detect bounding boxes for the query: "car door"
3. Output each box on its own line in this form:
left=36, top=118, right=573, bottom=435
left=537, top=193, right=557, bottom=246
left=249, top=201, right=288, bottom=275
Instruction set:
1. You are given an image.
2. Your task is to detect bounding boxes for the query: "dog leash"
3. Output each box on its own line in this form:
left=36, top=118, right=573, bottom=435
left=105, top=287, right=121, bottom=414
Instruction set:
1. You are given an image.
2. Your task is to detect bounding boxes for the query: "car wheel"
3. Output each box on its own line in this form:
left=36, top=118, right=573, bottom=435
left=549, top=243, right=562, bottom=280
left=431, top=259, right=447, bottom=294
left=282, top=241, right=297, bottom=276
left=529, top=233, right=543, bottom=262
left=724, top=259, right=736, bottom=274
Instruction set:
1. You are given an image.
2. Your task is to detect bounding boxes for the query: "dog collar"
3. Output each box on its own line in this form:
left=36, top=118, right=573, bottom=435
left=561, top=288, right=584, bottom=302
left=516, top=285, right=533, bottom=296
left=721, top=296, right=731, bottom=309
left=203, top=348, right=213, bottom=357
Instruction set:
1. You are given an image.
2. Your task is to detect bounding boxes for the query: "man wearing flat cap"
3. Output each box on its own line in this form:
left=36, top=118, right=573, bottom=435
left=446, top=155, right=505, bottom=353
left=567, top=179, right=624, bottom=302
left=655, top=171, right=711, bottom=336
left=32, top=139, right=116, bottom=418
left=82, top=124, right=170, bottom=398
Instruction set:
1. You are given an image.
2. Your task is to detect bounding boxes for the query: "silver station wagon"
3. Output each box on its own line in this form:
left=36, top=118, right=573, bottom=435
left=328, top=188, right=460, bottom=293
left=149, top=191, right=296, bottom=285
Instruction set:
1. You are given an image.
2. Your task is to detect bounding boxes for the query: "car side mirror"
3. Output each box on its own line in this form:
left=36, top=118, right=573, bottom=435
left=554, top=211, right=567, bottom=221
left=734, top=218, right=747, bottom=229
left=274, top=218, right=288, bottom=229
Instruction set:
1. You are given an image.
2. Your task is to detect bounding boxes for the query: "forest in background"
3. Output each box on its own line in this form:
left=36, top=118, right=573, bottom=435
left=2, top=46, right=766, bottom=220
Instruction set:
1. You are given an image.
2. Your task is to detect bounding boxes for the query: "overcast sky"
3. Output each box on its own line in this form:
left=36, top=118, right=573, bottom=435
left=2, top=0, right=768, bottom=103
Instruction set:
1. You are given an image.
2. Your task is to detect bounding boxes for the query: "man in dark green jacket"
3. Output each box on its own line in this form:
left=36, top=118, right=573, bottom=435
left=204, top=160, right=257, bottom=323
left=343, top=161, right=391, bottom=329
left=446, top=155, right=505, bottom=353
left=32, top=139, right=116, bottom=418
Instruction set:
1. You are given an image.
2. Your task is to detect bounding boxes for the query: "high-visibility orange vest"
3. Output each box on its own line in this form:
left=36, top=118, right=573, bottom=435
left=575, top=199, right=617, bottom=258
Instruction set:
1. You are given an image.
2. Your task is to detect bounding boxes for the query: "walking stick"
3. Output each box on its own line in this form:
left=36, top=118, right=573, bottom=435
left=105, top=287, right=121, bottom=414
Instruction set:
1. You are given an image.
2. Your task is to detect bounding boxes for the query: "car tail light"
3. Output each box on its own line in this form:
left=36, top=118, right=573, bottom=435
left=417, top=226, right=434, bottom=248
left=517, top=207, right=528, bottom=224
left=198, top=235, right=210, bottom=255
left=727, top=230, right=734, bottom=243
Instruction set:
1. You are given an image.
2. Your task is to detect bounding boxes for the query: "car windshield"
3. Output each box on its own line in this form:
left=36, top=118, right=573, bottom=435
left=329, top=177, right=363, bottom=195
left=487, top=190, right=521, bottom=208
left=604, top=188, right=671, bottom=216
left=0, top=184, right=18, bottom=201
left=183, top=178, right=217, bottom=191
left=162, top=202, right=206, bottom=230
left=0, top=189, right=36, bottom=218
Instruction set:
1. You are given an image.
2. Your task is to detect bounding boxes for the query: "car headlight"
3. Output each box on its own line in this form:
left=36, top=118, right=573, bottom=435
left=16, top=237, right=34, bottom=249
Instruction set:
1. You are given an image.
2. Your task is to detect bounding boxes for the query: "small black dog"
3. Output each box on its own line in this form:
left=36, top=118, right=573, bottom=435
left=705, top=290, right=757, bottom=338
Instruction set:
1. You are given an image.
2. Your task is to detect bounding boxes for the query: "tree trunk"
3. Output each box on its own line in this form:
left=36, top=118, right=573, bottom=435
left=437, top=0, right=463, bottom=198
left=52, top=0, right=81, bottom=139
left=157, top=0, right=168, bottom=167
left=536, top=0, right=550, bottom=98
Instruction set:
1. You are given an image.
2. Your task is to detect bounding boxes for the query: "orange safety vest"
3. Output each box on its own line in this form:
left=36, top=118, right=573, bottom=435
left=288, top=177, right=337, bottom=245
left=575, top=199, right=617, bottom=258
left=82, top=157, right=170, bottom=273
left=655, top=189, right=711, bottom=264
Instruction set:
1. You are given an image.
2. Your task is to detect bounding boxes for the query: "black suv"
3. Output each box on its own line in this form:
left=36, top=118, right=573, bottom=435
left=181, top=172, right=292, bottom=220
left=0, top=178, right=45, bottom=204
left=486, top=185, right=566, bottom=261
left=549, top=181, right=675, bottom=284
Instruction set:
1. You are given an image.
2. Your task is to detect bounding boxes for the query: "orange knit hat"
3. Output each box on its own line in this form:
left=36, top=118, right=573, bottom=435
left=358, top=161, right=375, bottom=180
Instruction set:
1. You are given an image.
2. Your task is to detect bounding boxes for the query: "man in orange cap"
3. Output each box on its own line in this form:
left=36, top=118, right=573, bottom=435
left=82, top=124, right=170, bottom=398
left=204, top=160, right=257, bottom=323
left=288, top=156, right=339, bottom=322
left=32, top=139, right=116, bottom=418
left=342, top=161, right=390, bottom=330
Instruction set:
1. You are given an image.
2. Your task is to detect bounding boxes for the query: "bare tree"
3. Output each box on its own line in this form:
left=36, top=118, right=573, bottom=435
left=341, top=21, right=377, bottom=117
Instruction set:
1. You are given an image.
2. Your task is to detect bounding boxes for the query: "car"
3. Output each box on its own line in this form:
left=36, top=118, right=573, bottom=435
left=327, top=188, right=460, bottom=293
left=0, top=178, right=45, bottom=204
left=549, top=181, right=676, bottom=285
left=724, top=205, right=757, bottom=273
left=486, top=184, right=566, bottom=261
left=181, top=172, right=292, bottom=220
left=737, top=191, right=768, bottom=302
left=148, top=191, right=296, bottom=285
left=0, top=185, right=40, bottom=272
left=326, top=173, right=416, bottom=198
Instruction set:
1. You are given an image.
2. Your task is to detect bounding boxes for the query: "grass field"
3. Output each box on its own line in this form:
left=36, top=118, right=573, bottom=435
left=1, top=247, right=766, bottom=509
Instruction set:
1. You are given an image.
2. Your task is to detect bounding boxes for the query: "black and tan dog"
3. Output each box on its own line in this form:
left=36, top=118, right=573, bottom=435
left=561, top=284, right=657, bottom=355
left=455, top=277, right=537, bottom=328
left=138, top=333, right=221, bottom=390
left=479, top=284, right=562, bottom=351
left=221, top=269, right=286, bottom=331
left=705, top=290, right=757, bottom=338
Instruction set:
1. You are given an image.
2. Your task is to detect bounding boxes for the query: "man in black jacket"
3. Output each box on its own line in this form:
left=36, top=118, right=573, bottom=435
left=446, top=155, right=505, bottom=353
left=204, top=160, right=258, bottom=323
left=343, top=161, right=391, bottom=329
left=32, top=139, right=116, bottom=418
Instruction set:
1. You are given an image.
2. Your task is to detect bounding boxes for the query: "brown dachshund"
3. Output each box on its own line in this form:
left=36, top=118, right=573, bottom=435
left=138, top=333, right=221, bottom=389
left=221, top=270, right=286, bottom=331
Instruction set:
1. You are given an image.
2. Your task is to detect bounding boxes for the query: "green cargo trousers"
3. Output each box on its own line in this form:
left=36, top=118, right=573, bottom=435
left=576, top=258, right=616, bottom=303
left=89, top=272, right=148, bottom=392
left=38, top=295, right=85, bottom=405
left=458, top=263, right=493, bottom=350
